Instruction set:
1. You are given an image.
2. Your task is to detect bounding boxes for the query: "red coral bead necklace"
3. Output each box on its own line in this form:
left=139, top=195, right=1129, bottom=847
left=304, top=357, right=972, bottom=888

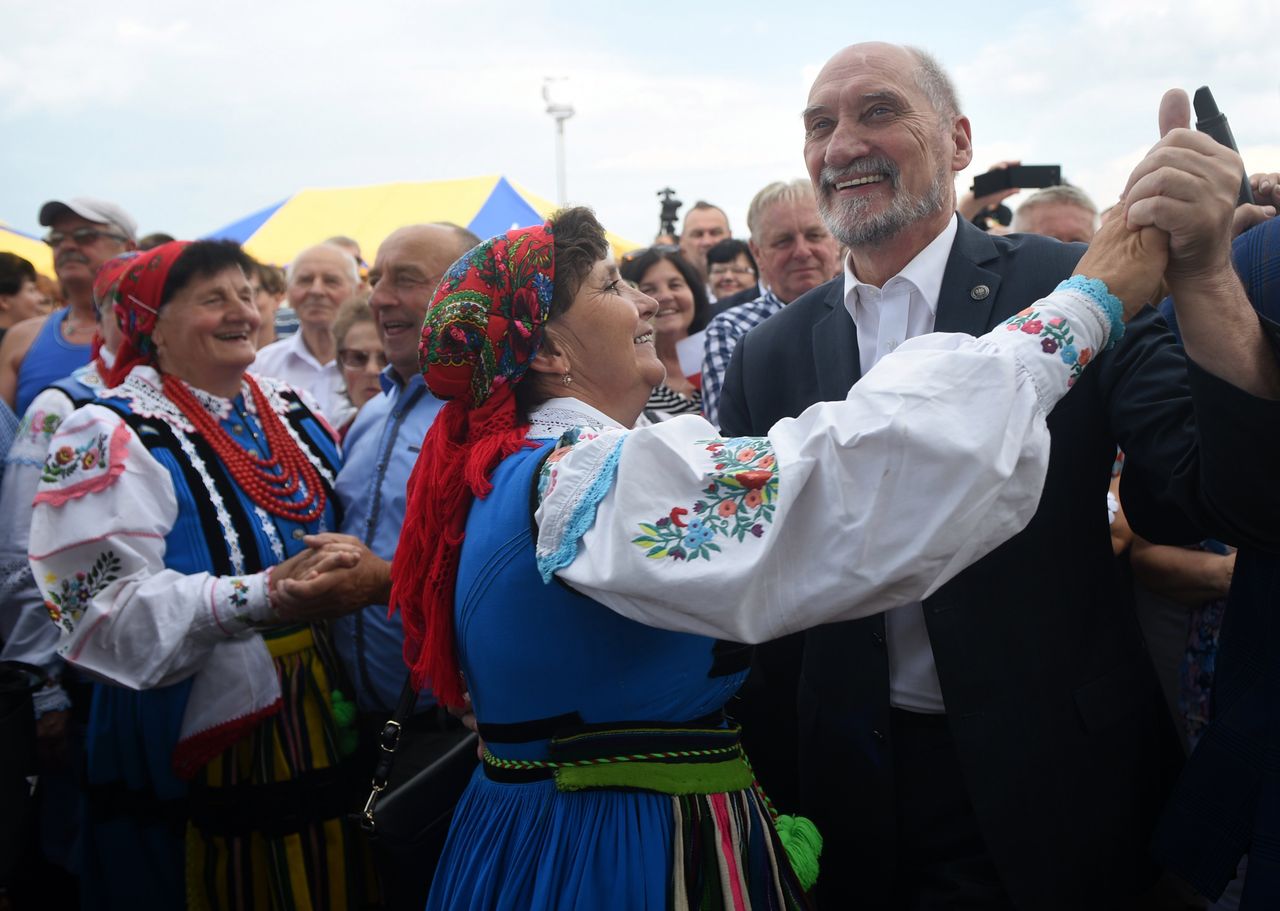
left=161, top=372, right=327, bottom=523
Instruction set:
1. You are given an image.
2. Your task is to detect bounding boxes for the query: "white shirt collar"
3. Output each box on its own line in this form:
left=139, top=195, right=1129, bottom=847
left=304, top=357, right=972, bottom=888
left=842, top=213, right=959, bottom=317
left=528, top=396, right=626, bottom=439
left=284, top=328, right=334, bottom=370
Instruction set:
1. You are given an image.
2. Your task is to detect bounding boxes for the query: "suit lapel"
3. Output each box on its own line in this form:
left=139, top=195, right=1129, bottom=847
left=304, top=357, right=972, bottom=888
left=812, top=281, right=862, bottom=399
left=934, top=219, right=1004, bottom=336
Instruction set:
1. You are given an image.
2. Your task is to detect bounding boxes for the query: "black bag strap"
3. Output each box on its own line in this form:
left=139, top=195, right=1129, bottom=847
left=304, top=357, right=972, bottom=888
left=356, top=672, right=420, bottom=835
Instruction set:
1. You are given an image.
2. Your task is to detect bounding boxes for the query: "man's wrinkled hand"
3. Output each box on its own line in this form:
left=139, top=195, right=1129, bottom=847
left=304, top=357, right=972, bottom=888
left=272, top=534, right=391, bottom=620
left=1074, top=213, right=1169, bottom=320
left=1123, top=89, right=1241, bottom=286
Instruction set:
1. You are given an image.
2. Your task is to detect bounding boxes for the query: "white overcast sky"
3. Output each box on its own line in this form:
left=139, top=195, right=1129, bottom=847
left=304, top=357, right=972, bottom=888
left=3, top=0, right=1278, bottom=250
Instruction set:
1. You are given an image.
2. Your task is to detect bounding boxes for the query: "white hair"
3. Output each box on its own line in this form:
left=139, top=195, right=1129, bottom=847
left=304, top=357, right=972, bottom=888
left=287, top=242, right=359, bottom=287
left=1012, top=185, right=1099, bottom=232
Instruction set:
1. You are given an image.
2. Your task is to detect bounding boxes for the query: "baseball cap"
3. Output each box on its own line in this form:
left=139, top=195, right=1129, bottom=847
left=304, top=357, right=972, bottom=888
left=39, top=197, right=138, bottom=242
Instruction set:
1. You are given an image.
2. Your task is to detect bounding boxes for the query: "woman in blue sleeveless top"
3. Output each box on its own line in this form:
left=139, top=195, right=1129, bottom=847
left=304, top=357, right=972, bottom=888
left=389, top=209, right=1160, bottom=909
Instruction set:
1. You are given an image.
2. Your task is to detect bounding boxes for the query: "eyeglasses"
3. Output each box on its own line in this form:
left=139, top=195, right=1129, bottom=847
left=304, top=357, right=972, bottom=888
left=44, top=228, right=130, bottom=248
left=708, top=265, right=756, bottom=277
left=338, top=348, right=389, bottom=370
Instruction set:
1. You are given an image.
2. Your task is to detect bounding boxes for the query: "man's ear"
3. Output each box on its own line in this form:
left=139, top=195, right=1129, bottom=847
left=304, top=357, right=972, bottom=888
left=951, top=116, right=974, bottom=172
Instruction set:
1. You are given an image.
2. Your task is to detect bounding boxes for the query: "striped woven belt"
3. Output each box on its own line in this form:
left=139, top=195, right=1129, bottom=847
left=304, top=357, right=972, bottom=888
left=262, top=625, right=314, bottom=658
left=482, top=720, right=753, bottom=795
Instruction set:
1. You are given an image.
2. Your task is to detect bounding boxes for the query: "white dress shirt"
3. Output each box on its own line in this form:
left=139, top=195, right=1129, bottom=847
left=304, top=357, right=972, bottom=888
left=252, top=330, right=354, bottom=428
left=842, top=214, right=958, bottom=713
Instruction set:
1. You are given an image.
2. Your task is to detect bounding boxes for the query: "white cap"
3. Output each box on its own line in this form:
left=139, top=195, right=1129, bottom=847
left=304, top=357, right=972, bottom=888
left=39, top=197, right=138, bottom=242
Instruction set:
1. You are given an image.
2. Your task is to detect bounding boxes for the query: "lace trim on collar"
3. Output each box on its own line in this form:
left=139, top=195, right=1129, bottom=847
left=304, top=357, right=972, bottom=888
left=527, top=397, right=625, bottom=440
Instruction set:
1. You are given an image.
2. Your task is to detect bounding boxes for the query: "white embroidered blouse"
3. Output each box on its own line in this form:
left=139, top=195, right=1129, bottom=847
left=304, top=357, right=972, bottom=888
left=26, top=367, right=335, bottom=748
left=533, top=279, right=1119, bottom=643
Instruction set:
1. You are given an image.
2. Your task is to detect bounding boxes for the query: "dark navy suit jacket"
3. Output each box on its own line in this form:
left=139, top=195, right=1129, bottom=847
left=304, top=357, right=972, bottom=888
left=1153, top=216, right=1280, bottom=907
left=719, top=217, right=1280, bottom=909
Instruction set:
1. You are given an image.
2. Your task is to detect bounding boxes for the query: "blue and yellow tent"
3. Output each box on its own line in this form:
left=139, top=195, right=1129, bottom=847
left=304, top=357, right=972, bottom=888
left=205, top=175, right=639, bottom=265
left=0, top=223, right=54, bottom=277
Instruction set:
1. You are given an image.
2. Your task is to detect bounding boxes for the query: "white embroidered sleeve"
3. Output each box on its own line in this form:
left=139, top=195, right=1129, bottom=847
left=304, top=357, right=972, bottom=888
left=28, top=404, right=277, bottom=690
left=535, top=281, right=1118, bottom=643
left=0, top=387, right=83, bottom=713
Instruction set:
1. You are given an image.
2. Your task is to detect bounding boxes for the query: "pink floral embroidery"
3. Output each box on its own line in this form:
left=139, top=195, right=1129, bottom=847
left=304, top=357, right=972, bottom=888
left=1002, top=309, right=1089, bottom=386
left=34, top=422, right=132, bottom=507
left=633, top=438, right=778, bottom=561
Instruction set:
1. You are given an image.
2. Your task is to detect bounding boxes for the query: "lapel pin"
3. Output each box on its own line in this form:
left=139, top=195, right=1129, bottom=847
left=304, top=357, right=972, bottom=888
left=970, top=284, right=990, bottom=300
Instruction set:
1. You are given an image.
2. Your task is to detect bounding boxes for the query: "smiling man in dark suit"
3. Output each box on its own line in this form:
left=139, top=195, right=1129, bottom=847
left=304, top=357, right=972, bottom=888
left=719, top=43, right=1280, bottom=909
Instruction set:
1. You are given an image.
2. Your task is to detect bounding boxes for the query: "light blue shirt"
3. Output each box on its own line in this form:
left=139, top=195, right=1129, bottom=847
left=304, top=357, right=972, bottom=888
left=332, top=369, right=446, bottom=712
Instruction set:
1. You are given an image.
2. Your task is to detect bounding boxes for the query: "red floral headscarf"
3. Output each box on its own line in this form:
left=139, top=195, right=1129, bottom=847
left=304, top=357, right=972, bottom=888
left=105, top=241, right=191, bottom=386
left=390, top=224, right=555, bottom=709
left=89, top=251, right=141, bottom=369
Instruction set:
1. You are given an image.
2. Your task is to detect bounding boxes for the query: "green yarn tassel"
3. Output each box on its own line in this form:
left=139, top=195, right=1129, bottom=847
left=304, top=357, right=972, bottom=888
left=775, top=814, right=822, bottom=891
left=330, top=689, right=358, bottom=757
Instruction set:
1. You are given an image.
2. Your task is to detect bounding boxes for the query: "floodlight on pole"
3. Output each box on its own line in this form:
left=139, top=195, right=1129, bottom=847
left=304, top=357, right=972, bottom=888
left=543, top=78, right=575, bottom=206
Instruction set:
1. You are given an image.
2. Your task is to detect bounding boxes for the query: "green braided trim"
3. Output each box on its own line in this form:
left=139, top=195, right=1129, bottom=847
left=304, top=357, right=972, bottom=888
left=482, top=744, right=741, bottom=771
left=556, top=756, right=754, bottom=795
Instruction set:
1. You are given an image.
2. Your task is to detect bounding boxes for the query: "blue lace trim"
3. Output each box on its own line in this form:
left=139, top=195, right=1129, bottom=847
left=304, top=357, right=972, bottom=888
left=1058, top=275, right=1124, bottom=350
left=537, top=434, right=628, bottom=583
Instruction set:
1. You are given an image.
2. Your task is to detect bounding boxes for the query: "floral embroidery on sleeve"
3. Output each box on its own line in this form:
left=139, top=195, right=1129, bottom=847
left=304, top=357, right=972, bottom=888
left=34, top=420, right=132, bottom=507
left=1004, top=308, right=1092, bottom=386
left=41, top=433, right=110, bottom=483
left=537, top=427, right=602, bottom=500
left=20, top=409, right=62, bottom=445
left=43, top=551, right=122, bottom=635
left=228, top=577, right=251, bottom=623
left=632, top=438, right=778, bottom=561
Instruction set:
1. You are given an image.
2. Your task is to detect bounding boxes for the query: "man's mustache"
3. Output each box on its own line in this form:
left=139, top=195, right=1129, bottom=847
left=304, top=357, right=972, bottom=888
left=820, top=156, right=901, bottom=190
left=56, top=251, right=90, bottom=268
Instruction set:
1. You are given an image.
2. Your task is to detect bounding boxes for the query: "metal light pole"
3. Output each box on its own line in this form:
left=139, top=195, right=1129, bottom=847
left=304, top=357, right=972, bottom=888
left=542, top=79, right=575, bottom=206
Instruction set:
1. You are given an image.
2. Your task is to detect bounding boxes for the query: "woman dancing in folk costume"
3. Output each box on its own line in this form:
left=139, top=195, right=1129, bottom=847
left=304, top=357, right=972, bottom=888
left=391, top=206, right=1166, bottom=909
left=29, top=240, right=376, bottom=910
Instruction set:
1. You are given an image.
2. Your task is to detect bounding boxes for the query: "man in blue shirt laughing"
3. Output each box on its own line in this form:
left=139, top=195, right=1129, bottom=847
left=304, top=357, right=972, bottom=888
left=276, top=222, right=479, bottom=715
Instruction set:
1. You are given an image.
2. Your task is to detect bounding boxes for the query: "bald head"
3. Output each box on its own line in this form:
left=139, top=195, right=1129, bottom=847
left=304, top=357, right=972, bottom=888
left=287, top=243, right=359, bottom=331
left=810, top=43, right=959, bottom=119
left=369, top=224, right=481, bottom=381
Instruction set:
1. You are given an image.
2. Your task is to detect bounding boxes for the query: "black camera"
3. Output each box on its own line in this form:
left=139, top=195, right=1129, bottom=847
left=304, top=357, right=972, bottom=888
left=657, top=188, right=683, bottom=240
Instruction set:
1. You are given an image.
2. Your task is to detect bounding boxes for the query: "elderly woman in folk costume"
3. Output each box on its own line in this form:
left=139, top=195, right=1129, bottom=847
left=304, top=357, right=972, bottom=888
left=372, top=205, right=1165, bottom=909
left=28, top=240, right=374, bottom=909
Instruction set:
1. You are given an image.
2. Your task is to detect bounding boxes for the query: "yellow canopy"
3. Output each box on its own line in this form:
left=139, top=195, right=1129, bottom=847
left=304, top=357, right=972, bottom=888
left=0, top=223, right=55, bottom=278
left=206, top=175, right=640, bottom=266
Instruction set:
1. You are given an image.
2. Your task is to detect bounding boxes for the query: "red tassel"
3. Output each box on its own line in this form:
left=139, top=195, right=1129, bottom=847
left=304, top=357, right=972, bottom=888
left=389, top=387, right=535, bottom=709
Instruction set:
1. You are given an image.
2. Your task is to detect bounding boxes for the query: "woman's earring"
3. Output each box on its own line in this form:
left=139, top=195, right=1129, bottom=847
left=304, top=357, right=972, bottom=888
left=562, top=372, right=573, bottom=386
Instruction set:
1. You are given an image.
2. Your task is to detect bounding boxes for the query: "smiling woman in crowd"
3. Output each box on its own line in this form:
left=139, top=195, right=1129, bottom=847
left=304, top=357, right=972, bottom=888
left=375, top=205, right=1164, bottom=909
left=333, top=295, right=385, bottom=437
left=29, top=240, right=373, bottom=909
left=705, top=237, right=760, bottom=302
left=620, top=247, right=710, bottom=420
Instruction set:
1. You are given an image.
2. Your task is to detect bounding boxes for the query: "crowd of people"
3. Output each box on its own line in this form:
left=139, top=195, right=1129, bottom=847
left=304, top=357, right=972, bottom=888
left=2, top=40, right=1280, bottom=911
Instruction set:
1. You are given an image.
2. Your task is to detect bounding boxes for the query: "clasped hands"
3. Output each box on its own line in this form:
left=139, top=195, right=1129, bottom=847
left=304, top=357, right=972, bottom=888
left=1076, top=88, right=1256, bottom=320
left=269, top=533, right=391, bottom=622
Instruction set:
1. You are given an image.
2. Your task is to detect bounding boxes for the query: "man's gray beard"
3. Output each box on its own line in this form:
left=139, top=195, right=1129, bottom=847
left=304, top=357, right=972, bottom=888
left=819, top=165, right=950, bottom=247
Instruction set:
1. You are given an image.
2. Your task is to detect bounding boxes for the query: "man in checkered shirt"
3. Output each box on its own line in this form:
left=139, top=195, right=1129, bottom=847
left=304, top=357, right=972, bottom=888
left=700, top=179, right=840, bottom=426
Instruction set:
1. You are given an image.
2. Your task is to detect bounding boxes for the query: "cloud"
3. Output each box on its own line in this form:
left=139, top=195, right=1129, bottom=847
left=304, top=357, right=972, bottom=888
left=2, top=0, right=1277, bottom=250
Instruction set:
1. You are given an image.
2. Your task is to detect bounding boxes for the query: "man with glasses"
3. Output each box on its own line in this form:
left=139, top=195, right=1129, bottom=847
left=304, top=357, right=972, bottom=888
left=0, top=198, right=136, bottom=414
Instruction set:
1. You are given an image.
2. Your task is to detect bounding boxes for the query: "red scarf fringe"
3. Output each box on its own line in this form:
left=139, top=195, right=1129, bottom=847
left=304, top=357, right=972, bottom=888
left=390, top=386, right=536, bottom=709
